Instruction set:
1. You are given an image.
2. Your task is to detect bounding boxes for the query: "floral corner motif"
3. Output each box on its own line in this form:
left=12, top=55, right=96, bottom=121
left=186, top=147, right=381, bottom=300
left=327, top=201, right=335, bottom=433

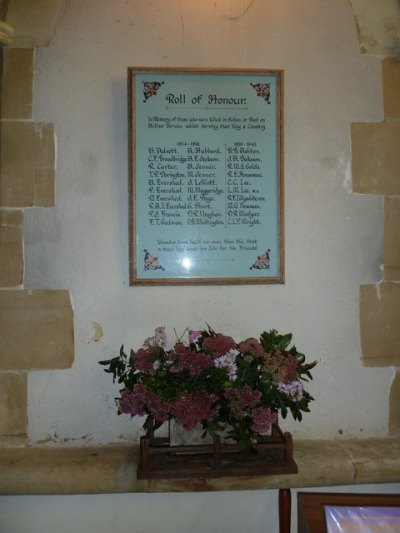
left=143, top=81, right=164, bottom=103
left=143, top=249, right=165, bottom=271
left=250, top=82, right=271, bottom=104
left=249, top=248, right=271, bottom=270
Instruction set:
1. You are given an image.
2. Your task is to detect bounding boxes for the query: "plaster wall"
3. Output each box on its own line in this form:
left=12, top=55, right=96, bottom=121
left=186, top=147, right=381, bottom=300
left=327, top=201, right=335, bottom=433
left=24, top=0, right=393, bottom=445
left=1, top=484, right=400, bottom=533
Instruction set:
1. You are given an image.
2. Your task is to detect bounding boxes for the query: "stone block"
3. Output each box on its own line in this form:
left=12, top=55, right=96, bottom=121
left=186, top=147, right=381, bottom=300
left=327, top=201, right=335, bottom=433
left=352, top=122, right=400, bottom=195
left=0, top=210, right=23, bottom=287
left=360, top=283, right=400, bottom=366
left=1, top=48, right=33, bottom=119
left=383, top=58, right=400, bottom=119
left=384, top=197, right=400, bottom=281
left=333, top=438, right=400, bottom=485
left=0, top=289, right=74, bottom=370
left=5, top=0, right=65, bottom=48
left=0, top=120, right=55, bottom=207
left=0, top=372, right=27, bottom=437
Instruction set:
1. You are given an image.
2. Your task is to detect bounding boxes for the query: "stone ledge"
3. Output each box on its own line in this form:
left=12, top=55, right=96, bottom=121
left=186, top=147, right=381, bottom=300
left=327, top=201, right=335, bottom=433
left=1, top=438, right=399, bottom=495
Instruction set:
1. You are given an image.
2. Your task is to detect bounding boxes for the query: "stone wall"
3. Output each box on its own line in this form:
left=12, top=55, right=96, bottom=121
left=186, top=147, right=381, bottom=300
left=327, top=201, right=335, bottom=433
left=0, top=0, right=73, bottom=447
left=0, top=0, right=399, bottom=464
left=353, top=57, right=400, bottom=434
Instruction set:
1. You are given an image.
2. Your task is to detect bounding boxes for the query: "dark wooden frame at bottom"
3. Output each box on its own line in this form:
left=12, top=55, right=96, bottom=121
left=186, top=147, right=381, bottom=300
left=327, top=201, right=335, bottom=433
left=137, top=423, right=297, bottom=479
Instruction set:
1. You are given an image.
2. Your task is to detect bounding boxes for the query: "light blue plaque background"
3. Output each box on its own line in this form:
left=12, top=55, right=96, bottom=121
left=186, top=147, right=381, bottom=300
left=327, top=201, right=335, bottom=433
left=325, top=506, right=400, bottom=533
left=130, top=69, right=283, bottom=284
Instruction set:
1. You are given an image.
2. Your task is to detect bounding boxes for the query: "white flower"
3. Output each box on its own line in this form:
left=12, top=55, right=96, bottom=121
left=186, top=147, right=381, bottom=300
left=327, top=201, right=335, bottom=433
left=214, top=349, right=238, bottom=382
left=277, top=380, right=304, bottom=401
left=152, top=360, right=161, bottom=371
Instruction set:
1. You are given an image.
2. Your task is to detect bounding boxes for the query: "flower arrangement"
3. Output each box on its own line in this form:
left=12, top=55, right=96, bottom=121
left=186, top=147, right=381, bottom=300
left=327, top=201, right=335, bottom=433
left=100, top=326, right=316, bottom=451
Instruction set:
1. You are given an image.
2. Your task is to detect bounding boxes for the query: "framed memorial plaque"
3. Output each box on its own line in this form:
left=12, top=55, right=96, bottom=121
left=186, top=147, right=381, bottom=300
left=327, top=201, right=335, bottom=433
left=128, top=67, right=284, bottom=285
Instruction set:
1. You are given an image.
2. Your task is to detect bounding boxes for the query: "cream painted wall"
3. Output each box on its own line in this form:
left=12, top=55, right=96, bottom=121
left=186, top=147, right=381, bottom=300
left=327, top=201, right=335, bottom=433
left=1, top=484, right=400, bottom=533
left=24, top=0, right=393, bottom=446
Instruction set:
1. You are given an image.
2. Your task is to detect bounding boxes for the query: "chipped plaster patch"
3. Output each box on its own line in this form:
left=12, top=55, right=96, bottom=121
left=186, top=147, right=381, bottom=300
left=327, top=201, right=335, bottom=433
left=80, top=150, right=99, bottom=171
left=223, top=0, right=257, bottom=21
left=90, top=321, right=103, bottom=343
left=349, top=0, right=400, bottom=56
left=375, top=282, right=382, bottom=301
left=340, top=156, right=353, bottom=194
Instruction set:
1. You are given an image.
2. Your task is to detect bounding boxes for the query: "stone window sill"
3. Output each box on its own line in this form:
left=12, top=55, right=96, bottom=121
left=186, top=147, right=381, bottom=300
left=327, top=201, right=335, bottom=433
left=1, top=437, right=399, bottom=495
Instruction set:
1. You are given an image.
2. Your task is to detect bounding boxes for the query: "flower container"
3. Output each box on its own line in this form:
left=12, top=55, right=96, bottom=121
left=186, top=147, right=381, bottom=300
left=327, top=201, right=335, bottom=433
left=137, top=418, right=297, bottom=479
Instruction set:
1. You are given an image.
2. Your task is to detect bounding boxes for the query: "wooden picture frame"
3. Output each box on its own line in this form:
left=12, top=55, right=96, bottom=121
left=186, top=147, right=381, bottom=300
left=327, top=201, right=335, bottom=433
left=128, top=67, right=284, bottom=285
left=297, top=492, right=400, bottom=533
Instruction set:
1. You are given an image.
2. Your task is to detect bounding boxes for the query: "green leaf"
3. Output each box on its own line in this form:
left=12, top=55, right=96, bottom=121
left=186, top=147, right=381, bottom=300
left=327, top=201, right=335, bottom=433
left=278, top=333, right=292, bottom=350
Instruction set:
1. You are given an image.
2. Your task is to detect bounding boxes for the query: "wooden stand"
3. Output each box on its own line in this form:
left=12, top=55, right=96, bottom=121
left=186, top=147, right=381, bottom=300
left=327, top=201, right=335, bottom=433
left=279, top=488, right=291, bottom=533
left=137, top=422, right=297, bottom=480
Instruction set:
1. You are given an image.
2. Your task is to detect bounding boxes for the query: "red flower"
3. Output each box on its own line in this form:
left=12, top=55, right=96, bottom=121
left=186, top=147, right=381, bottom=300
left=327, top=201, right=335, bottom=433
left=169, top=347, right=212, bottom=376
left=251, top=407, right=277, bottom=433
left=202, top=334, right=236, bottom=356
left=224, top=385, right=262, bottom=416
left=172, top=390, right=217, bottom=431
left=238, top=338, right=265, bottom=356
left=263, top=351, right=299, bottom=383
left=134, top=347, right=160, bottom=374
left=118, top=388, right=145, bottom=416
left=133, top=384, right=171, bottom=422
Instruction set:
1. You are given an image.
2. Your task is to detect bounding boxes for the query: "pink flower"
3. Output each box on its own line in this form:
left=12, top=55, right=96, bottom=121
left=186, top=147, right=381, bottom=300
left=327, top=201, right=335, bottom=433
left=251, top=407, right=278, bottom=433
left=118, top=388, right=145, bottom=416
left=280, top=357, right=299, bottom=382
left=263, top=351, right=299, bottom=383
left=188, top=330, right=202, bottom=344
left=224, top=386, right=262, bottom=416
left=173, top=342, right=187, bottom=354
left=169, top=347, right=213, bottom=376
left=133, top=384, right=171, bottom=422
left=153, top=326, right=168, bottom=348
left=238, top=338, right=265, bottom=357
left=134, top=347, right=160, bottom=375
left=143, top=326, right=168, bottom=349
left=172, top=390, right=217, bottom=431
left=202, top=334, right=236, bottom=356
